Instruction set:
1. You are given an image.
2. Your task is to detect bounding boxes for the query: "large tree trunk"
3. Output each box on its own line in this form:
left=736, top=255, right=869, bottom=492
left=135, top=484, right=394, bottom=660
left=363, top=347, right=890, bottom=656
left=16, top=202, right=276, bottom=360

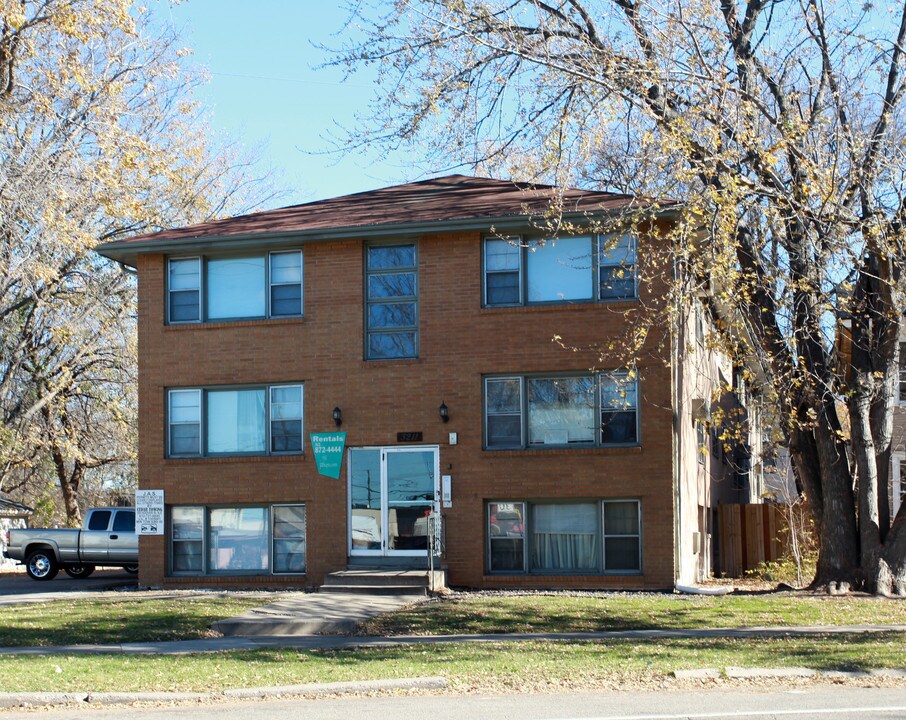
left=851, top=376, right=883, bottom=591
left=882, top=511, right=906, bottom=595
left=808, top=405, right=860, bottom=590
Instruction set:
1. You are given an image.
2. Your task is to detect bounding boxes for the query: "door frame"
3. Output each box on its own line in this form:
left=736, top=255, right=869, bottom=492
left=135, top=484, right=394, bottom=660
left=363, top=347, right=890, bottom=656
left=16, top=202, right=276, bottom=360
left=347, top=445, right=440, bottom=558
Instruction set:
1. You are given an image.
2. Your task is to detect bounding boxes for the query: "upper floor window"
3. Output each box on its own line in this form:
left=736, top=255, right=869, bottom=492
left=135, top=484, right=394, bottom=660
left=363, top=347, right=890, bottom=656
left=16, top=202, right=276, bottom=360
left=484, top=371, right=639, bottom=449
left=166, top=251, right=303, bottom=324
left=365, top=243, right=418, bottom=359
left=167, top=384, right=303, bottom=457
left=483, top=235, right=637, bottom=307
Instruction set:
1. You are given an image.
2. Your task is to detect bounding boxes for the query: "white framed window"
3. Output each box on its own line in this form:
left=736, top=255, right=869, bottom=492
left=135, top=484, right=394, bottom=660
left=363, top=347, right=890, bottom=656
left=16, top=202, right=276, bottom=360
left=893, top=452, right=905, bottom=517
left=487, top=499, right=641, bottom=574
left=483, top=234, right=637, bottom=308
left=168, top=258, right=201, bottom=323
left=168, top=389, right=201, bottom=456
left=171, top=506, right=203, bottom=573
left=167, top=250, right=303, bottom=324
left=899, top=342, right=906, bottom=405
left=599, top=235, right=637, bottom=300
left=488, top=501, right=526, bottom=573
left=365, top=243, right=418, bottom=359
left=270, top=385, right=304, bottom=453
left=484, top=371, right=639, bottom=449
left=270, top=251, right=304, bottom=317
left=273, top=504, right=307, bottom=574
left=483, top=238, right=522, bottom=305
left=485, top=377, right=524, bottom=448
left=167, top=384, right=303, bottom=457
left=169, top=503, right=306, bottom=576
left=696, top=421, right=707, bottom=465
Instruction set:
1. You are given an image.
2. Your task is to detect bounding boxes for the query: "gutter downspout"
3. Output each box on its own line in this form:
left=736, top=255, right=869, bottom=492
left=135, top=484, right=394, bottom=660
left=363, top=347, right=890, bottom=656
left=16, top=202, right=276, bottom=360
left=671, top=251, right=683, bottom=587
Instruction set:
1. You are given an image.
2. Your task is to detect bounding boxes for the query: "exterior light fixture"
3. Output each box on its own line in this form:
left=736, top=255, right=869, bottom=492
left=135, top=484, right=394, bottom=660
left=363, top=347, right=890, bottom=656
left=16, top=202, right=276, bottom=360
left=333, top=407, right=342, bottom=427
left=439, top=401, right=449, bottom=423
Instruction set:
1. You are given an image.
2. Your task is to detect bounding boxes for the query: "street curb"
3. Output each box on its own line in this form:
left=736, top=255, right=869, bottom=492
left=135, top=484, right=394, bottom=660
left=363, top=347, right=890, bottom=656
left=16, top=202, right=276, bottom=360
left=219, top=676, right=448, bottom=699
left=0, top=676, right=448, bottom=708
left=726, top=667, right=817, bottom=678
left=671, top=667, right=906, bottom=680
left=673, top=668, right=721, bottom=679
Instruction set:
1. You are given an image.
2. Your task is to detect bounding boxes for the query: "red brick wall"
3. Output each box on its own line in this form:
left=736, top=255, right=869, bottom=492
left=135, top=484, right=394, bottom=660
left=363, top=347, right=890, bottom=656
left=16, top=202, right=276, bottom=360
left=136, top=231, right=677, bottom=589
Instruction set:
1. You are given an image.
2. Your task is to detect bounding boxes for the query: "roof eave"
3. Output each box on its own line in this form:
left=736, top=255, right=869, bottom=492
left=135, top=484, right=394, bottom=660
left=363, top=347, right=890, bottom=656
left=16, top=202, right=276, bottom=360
left=96, top=205, right=681, bottom=267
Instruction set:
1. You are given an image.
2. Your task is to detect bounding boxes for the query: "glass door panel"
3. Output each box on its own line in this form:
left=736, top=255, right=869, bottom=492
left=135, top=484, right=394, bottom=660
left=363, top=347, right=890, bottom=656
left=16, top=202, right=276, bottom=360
left=348, top=446, right=438, bottom=557
left=349, top=448, right=383, bottom=553
left=386, top=449, right=436, bottom=554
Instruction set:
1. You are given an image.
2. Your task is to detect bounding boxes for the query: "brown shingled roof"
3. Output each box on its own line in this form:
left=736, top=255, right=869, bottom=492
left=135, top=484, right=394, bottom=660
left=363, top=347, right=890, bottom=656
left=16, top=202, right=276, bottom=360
left=96, top=175, right=675, bottom=264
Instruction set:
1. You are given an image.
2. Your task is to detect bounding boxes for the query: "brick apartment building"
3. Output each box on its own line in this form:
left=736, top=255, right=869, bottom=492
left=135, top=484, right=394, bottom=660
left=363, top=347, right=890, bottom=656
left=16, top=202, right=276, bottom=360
left=96, top=175, right=761, bottom=590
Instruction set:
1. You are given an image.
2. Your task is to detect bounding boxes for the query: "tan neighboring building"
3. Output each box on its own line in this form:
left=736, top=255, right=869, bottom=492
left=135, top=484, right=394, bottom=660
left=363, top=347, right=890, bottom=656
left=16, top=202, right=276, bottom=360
left=893, top=338, right=906, bottom=518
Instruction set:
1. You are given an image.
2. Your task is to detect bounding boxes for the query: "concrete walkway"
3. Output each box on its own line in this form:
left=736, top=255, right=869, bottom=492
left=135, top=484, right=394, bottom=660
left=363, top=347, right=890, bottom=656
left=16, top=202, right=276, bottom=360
left=1, top=623, right=904, bottom=656
left=211, top=591, right=425, bottom=636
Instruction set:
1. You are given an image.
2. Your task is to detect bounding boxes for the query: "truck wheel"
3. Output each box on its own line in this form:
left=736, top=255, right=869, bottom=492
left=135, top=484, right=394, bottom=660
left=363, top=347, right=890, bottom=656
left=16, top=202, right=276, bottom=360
left=25, top=549, right=59, bottom=581
left=64, top=564, right=95, bottom=579
left=124, top=565, right=139, bottom=575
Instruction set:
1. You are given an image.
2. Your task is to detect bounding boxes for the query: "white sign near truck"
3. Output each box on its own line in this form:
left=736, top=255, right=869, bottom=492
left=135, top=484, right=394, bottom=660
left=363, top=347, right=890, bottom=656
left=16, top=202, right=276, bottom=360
left=135, top=490, right=164, bottom=535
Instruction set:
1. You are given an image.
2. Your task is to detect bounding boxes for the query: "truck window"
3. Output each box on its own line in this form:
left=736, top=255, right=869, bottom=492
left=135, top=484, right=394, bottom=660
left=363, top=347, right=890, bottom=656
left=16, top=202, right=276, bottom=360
left=112, top=511, right=135, bottom=532
left=87, top=510, right=112, bottom=531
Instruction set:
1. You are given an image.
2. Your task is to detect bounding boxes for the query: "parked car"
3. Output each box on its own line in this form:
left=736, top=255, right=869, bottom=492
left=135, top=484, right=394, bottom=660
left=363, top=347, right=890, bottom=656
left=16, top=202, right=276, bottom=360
left=3, top=507, right=138, bottom=580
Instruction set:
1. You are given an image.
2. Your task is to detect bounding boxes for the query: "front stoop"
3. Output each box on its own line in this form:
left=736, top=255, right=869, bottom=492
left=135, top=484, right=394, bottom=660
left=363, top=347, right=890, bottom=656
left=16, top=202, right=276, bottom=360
left=320, top=568, right=447, bottom=595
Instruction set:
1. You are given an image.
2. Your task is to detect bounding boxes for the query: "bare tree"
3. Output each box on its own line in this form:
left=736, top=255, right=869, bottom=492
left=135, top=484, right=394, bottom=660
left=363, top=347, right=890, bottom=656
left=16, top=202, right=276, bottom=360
left=0, top=0, right=280, bottom=525
left=335, top=0, right=906, bottom=593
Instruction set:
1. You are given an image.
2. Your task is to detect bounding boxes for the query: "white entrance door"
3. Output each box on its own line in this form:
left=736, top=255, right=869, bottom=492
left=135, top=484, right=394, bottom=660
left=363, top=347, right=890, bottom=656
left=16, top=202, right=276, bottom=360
left=348, top=446, right=439, bottom=557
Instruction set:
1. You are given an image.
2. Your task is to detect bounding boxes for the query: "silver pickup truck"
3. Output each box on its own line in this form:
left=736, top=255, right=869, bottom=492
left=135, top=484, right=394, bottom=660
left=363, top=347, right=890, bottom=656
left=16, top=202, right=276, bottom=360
left=3, top=507, right=139, bottom=580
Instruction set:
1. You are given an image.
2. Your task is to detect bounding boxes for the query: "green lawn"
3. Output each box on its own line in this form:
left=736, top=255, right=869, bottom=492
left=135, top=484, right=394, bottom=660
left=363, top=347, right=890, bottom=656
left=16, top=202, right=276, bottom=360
left=359, top=592, right=906, bottom=635
left=0, top=596, right=267, bottom=647
left=4, top=591, right=903, bottom=649
left=1, top=634, right=903, bottom=693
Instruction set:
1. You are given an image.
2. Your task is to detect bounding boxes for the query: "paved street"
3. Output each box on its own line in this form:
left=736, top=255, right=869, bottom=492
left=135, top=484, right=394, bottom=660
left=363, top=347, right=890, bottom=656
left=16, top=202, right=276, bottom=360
left=0, top=569, right=137, bottom=604
left=9, top=687, right=906, bottom=719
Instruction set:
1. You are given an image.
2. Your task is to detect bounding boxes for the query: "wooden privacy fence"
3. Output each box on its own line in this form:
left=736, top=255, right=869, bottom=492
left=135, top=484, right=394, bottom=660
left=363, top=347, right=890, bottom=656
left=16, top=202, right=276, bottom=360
left=717, top=503, right=787, bottom=577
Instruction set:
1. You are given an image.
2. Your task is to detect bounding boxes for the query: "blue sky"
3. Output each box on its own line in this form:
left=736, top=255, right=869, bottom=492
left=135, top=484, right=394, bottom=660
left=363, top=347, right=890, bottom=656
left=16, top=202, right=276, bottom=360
left=162, top=1, right=427, bottom=206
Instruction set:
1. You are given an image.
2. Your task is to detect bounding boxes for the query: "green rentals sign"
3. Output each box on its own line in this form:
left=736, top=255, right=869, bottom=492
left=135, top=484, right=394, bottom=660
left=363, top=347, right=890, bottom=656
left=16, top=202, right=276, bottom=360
left=309, top=432, right=347, bottom=479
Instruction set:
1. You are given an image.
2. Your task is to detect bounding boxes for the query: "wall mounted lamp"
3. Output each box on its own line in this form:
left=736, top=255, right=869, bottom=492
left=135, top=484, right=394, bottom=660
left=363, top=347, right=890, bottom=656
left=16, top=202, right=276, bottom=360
left=439, top=401, right=449, bottom=423
left=333, top=407, right=342, bottom=427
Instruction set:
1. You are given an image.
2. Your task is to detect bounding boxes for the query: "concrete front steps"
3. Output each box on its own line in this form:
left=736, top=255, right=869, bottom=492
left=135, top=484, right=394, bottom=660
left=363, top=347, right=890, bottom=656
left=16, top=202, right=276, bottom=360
left=211, top=568, right=446, bottom=637
left=320, top=568, right=447, bottom=596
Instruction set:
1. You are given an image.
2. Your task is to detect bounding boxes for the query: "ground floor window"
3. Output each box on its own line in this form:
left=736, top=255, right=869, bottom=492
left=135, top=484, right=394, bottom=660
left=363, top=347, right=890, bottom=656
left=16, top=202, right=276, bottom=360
left=169, top=503, right=306, bottom=576
left=487, top=499, right=641, bottom=575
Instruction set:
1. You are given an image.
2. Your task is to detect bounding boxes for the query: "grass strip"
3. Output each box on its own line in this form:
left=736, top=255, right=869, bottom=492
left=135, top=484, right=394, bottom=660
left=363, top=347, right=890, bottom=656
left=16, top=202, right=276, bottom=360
left=360, top=593, right=906, bottom=635
left=0, top=634, right=903, bottom=693
left=0, top=597, right=267, bottom=647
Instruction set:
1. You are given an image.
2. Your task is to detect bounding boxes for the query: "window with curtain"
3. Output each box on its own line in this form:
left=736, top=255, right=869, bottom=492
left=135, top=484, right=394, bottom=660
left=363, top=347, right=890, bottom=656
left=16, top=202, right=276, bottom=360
left=167, top=384, right=303, bottom=457
left=207, top=389, right=266, bottom=454
left=483, top=233, right=638, bottom=307
left=167, top=250, right=303, bottom=324
left=207, top=256, right=266, bottom=319
left=208, top=507, right=269, bottom=572
left=531, top=503, right=598, bottom=571
left=487, top=499, right=641, bottom=574
left=484, top=372, right=639, bottom=449
left=170, top=504, right=306, bottom=576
